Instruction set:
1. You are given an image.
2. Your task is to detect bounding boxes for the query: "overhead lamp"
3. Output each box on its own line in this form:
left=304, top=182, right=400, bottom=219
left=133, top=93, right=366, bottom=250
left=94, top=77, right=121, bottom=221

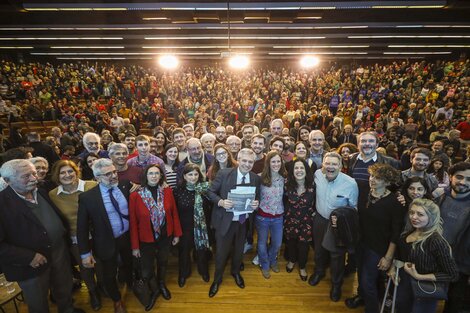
left=300, top=55, right=320, bottom=68
left=158, top=54, right=179, bottom=69
left=228, top=55, right=250, bottom=69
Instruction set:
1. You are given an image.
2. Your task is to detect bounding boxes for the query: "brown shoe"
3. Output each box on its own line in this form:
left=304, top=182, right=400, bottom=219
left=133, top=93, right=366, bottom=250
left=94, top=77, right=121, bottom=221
left=114, top=301, right=127, bottom=313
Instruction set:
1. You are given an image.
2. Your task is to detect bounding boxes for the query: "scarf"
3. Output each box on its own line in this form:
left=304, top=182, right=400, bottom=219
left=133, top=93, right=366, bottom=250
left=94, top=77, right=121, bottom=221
left=186, top=182, right=210, bottom=250
left=138, top=186, right=165, bottom=240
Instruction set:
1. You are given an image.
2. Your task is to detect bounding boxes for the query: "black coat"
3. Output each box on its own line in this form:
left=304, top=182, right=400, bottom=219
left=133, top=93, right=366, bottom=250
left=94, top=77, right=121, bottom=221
left=77, top=181, right=131, bottom=261
left=0, top=187, right=69, bottom=281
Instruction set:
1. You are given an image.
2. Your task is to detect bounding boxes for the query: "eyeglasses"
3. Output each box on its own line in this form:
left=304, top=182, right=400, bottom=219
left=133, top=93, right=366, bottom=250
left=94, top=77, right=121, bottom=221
left=98, top=170, right=117, bottom=178
left=188, top=146, right=202, bottom=152
left=147, top=172, right=161, bottom=177
left=216, top=151, right=228, bottom=157
left=87, top=142, right=99, bottom=147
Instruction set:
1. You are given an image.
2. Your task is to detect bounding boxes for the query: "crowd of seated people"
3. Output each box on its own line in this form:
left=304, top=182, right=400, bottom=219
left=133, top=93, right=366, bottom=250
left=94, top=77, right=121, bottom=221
left=0, top=58, right=469, bottom=313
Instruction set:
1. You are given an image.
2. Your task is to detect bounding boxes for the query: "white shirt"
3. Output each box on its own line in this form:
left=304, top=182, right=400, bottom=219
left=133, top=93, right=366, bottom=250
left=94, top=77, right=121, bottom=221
left=57, top=179, right=86, bottom=195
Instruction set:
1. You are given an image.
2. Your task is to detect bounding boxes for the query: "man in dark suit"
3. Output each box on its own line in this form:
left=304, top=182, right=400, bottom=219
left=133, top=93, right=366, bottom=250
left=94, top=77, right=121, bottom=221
left=207, top=148, right=260, bottom=297
left=77, top=158, right=132, bottom=313
left=0, top=159, right=84, bottom=313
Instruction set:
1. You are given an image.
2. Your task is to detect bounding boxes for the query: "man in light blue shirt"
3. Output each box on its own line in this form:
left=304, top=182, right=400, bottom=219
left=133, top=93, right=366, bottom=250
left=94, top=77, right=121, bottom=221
left=77, top=158, right=132, bottom=313
left=308, top=152, right=358, bottom=302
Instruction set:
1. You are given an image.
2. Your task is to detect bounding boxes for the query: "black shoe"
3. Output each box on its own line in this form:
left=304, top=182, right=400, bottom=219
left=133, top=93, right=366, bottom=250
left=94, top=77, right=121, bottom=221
left=308, top=273, right=324, bottom=286
left=286, top=263, right=294, bottom=273
left=232, top=273, right=245, bottom=289
left=89, top=291, right=102, bottom=311
left=345, top=295, right=364, bottom=309
left=330, top=286, right=342, bottom=302
left=178, top=276, right=186, bottom=288
left=145, top=290, right=159, bottom=311
left=159, top=283, right=171, bottom=300
left=240, top=262, right=245, bottom=271
left=202, top=274, right=210, bottom=282
left=299, top=272, right=308, bottom=281
left=209, top=282, right=220, bottom=297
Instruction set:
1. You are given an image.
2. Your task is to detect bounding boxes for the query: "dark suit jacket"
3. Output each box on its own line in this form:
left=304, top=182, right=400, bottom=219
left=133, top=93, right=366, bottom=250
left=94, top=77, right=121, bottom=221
left=0, top=187, right=68, bottom=281
left=207, top=167, right=260, bottom=237
left=77, top=181, right=131, bottom=261
left=338, top=133, right=358, bottom=146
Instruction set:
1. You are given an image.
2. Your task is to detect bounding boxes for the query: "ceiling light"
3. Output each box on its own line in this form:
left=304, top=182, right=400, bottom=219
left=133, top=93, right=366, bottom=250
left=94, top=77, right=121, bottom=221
left=300, top=55, right=320, bottom=68
left=50, top=46, right=124, bottom=49
left=228, top=55, right=250, bottom=69
left=0, top=46, right=33, bottom=49
left=383, top=52, right=452, bottom=55
left=142, top=17, right=168, bottom=20
left=158, top=55, right=179, bottom=69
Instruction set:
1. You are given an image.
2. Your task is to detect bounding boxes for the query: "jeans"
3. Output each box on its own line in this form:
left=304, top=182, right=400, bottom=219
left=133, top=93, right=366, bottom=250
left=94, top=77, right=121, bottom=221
left=255, top=215, right=283, bottom=271
left=361, top=245, right=384, bottom=313
left=396, top=269, right=439, bottom=313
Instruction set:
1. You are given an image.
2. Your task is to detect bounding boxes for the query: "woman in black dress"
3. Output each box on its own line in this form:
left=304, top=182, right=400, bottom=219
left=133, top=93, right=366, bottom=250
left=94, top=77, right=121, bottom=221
left=174, top=163, right=212, bottom=287
left=284, top=158, right=315, bottom=281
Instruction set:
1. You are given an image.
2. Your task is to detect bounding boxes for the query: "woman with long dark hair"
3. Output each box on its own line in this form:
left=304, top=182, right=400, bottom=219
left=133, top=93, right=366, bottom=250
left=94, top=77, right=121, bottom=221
left=174, top=163, right=212, bottom=287
left=163, top=143, right=180, bottom=189
left=284, top=158, right=315, bottom=281
left=80, top=152, right=99, bottom=180
left=207, top=143, right=237, bottom=181
left=129, top=164, right=182, bottom=302
left=256, top=151, right=287, bottom=279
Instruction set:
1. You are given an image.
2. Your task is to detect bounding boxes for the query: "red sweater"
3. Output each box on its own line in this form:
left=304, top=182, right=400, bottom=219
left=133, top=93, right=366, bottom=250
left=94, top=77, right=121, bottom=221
left=129, top=187, right=182, bottom=250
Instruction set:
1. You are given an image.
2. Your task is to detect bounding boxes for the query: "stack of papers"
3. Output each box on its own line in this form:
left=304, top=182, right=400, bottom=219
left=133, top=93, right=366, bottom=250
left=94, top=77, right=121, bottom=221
left=226, top=186, right=256, bottom=216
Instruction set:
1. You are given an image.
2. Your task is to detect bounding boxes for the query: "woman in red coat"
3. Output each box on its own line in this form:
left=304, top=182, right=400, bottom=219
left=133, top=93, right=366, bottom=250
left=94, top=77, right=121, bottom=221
left=129, top=163, right=182, bottom=303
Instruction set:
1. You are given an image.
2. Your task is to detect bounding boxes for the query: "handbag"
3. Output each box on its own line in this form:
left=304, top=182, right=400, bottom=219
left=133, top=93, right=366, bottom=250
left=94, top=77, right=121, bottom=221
left=132, top=257, right=152, bottom=307
left=410, top=278, right=448, bottom=300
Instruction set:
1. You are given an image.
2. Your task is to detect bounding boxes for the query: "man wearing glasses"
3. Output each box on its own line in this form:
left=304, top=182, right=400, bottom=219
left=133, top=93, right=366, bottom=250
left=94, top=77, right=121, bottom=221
left=77, top=158, right=132, bottom=313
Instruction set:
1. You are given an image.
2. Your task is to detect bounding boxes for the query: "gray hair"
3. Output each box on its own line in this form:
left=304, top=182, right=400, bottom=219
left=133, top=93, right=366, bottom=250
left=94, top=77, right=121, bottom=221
left=237, top=148, right=255, bottom=160
left=226, top=135, right=241, bottom=144
left=323, top=151, right=343, bottom=168
left=108, top=143, right=129, bottom=155
left=91, top=158, right=114, bottom=176
left=0, top=159, right=34, bottom=181
left=83, top=132, right=100, bottom=145
left=309, top=130, right=325, bottom=141
left=200, top=133, right=216, bottom=143
left=30, top=156, right=49, bottom=168
left=183, top=123, right=194, bottom=131
left=270, top=118, right=283, bottom=128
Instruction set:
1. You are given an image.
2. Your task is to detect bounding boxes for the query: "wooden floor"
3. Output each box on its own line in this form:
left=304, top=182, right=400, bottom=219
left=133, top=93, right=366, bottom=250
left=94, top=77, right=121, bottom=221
left=11, top=248, right=445, bottom=313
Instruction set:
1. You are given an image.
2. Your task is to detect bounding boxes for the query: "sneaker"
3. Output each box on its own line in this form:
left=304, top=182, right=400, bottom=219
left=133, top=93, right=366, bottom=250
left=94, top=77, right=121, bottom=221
left=270, top=263, right=280, bottom=273
left=252, top=255, right=259, bottom=266
left=243, top=243, right=253, bottom=254
left=261, top=269, right=271, bottom=279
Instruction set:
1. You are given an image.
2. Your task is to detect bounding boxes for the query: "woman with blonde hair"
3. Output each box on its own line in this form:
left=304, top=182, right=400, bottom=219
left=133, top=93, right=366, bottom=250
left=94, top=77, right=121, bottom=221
left=389, top=198, right=458, bottom=313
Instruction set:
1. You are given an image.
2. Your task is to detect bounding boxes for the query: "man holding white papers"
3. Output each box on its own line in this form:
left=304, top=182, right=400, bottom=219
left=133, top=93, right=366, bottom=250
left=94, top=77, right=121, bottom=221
left=207, top=148, right=261, bottom=297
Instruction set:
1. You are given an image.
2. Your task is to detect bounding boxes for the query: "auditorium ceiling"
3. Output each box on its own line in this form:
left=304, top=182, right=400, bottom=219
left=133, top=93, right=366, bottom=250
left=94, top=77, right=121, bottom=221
left=1, top=0, right=470, bottom=62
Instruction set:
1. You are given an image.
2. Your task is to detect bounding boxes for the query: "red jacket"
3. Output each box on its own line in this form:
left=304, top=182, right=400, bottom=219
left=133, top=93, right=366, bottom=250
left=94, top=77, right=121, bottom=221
left=129, top=187, right=182, bottom=250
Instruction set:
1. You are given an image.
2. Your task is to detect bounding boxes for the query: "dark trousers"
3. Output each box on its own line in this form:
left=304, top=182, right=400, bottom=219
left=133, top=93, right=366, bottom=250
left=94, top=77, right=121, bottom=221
left=361, top=246, right=386, bottom=313
left=246, top=213, right=255, bottom=245
left=100, top=232, right=132, bottom=302
left=213, top=221, right=246, bottom=283
left=70, top=243, right=98, bottom=292
left=444, top=272, right=470, bottom=313
left=18, top=241, right=74, bottom=313
left=313, top=214, right=346, bottom=287
left=285, top=238, right=309, bottom=269
left=178, top=230, right=209, bottom=279
left=396, top=269, right=439, bottom=313
left=140, top=235, right=171, bottom=283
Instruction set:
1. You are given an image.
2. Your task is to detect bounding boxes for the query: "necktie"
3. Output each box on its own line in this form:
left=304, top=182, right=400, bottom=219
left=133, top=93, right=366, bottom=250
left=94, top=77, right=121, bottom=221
left=108, top=188, right=126, bottom=230
left=239, top=175, right=247, bottom=224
